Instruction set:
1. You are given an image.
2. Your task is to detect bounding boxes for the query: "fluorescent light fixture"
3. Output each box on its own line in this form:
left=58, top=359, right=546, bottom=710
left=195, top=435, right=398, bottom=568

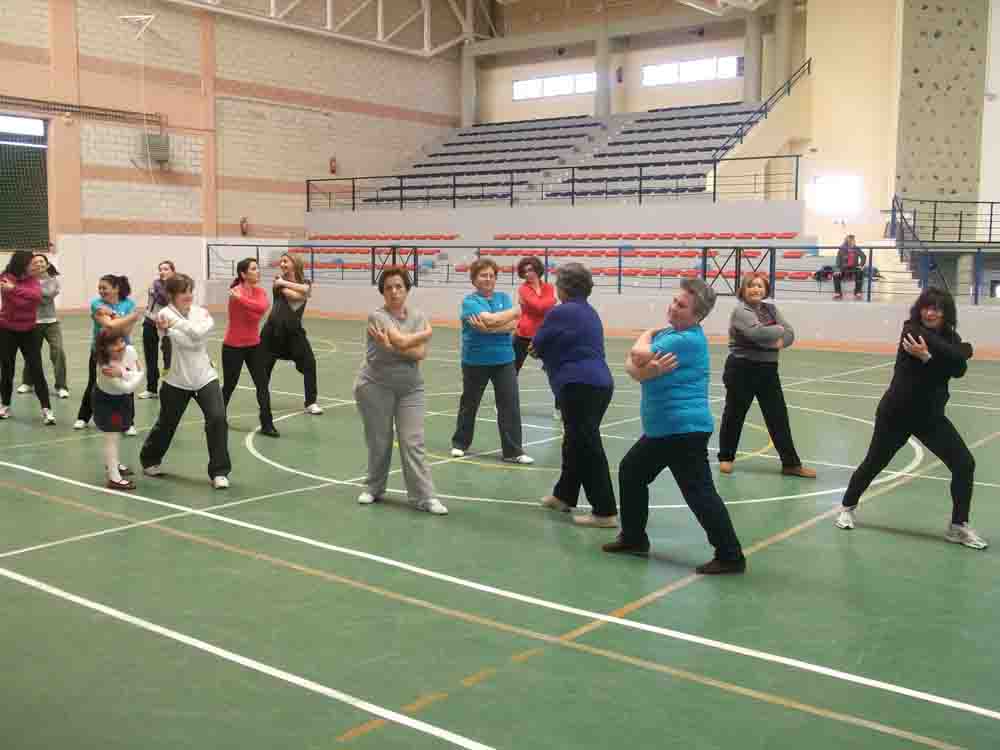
left=806, top=175, right=863, bottom=217
left=0, top=140, right=47, bottom=149
left=0, top=116, right=44, bottom=137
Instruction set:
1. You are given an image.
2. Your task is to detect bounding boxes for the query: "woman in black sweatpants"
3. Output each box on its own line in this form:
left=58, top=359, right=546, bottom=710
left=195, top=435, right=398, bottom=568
left=835, top=288, right=985, bottom=549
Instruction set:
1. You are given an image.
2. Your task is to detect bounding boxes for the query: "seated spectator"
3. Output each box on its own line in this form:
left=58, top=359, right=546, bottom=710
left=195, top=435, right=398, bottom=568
left=833, top=235, right=866, bottom=300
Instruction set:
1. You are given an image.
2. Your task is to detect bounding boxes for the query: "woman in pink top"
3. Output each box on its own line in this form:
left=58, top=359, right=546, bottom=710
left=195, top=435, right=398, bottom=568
left=513, top=256, right=557, bottom=372
left=221, top=258, right=277, bottom=437
left=0, top=251, right=53, bottom=423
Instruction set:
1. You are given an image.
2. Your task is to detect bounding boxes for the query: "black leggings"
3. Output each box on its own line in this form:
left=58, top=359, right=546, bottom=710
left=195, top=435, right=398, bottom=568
left=77, top=349, right=98, bottom=422
left=513, top=336, right=532, bottom=372
left=221, top=343, right=274, bottom=428
left=142, top=318, right=173, bottom=394
left=843, top=403, right=975, bottom=524
left=261, top=326, right=318, bottom=407
left=0, top=328, right=50, bottom=409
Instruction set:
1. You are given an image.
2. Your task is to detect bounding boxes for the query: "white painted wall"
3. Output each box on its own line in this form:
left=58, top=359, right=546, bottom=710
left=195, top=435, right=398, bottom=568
left=980, top=0, right=1000, bottom=201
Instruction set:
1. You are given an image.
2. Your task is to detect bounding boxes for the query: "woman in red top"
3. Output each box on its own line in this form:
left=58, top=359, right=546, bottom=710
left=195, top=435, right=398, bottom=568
left=513, top=256, right=557, bottom=371
left=0, top=251, right=53, bottom=423
left=221, top=258, right=278, bottom=437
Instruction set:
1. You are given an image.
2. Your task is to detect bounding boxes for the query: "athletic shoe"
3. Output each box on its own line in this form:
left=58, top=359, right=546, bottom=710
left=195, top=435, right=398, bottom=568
left=106, top=477, right=136, bottom=491
left=125, top=425, right=138, bottom=437
left=413, top=498, right=448, bottom=515
left=782, top=465, right=817, bottom=478
left=450, top=448, right=465, bottom=458
left=142, top=465, right=165, bottom=477
left=16, top=384, right=31, bottom=394
left=854, top=293, right=864, bottom=300
left=260, top=424, right=280, bottom=438
left=945, top=523, right=989, bottom=550
left=305, top=403, right=324, bottom=415
left=42, top=408, right=56, bottom=426
left=56, top=388, right=70, bottom=399
left=137, top=390, right=156, bottom=400
left=541, top=495, right=571, bottom=512
left=572, top=513, right=618, bottom=528
left=832, top=294, right=843, bottom=300
left=0, top=405, right=9, bottom=420
left=719, top=461, right=734, bottom=474
left=834, top=505, right=856, bottom=530
left=696, top=556, right=747, bottom=575
left=602, top=534, right=650, bottom=557
left=212, top=476, right=230, bottom=489
left=72, top=419, right=88, bottom=430
left=503, top=454, right=534, bottom=465
left=357, top=491, right=379, bottom=505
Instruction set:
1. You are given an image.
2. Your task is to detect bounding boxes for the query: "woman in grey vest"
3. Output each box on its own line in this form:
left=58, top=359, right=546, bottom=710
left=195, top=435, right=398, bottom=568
left=17, top=254, right=68, bottom=399
left=717, top=273, right=815, bottom=478
left=353, top=266, right=446, bottom=515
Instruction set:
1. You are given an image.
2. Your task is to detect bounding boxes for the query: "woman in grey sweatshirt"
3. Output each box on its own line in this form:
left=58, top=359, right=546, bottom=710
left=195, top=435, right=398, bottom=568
left=17, top=254, right=68, bottom=398
left=717, top=273, right=815, bottom=478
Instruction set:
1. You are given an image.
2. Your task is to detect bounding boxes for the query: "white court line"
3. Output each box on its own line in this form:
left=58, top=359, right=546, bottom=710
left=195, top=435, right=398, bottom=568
left=4, top=456, right=998, bottom=723
left=0, top=566, right=494, bottom=750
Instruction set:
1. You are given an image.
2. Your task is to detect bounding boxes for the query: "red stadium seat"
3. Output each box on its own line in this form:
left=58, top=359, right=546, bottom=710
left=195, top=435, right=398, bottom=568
left=679, top=269, right=700, bottom=278
left=639, top=233, right=657, bottom=240
left=494, top=233, right=510, bottom=240
left=782, top=251, right=805, bottom=259
left=775, top=232, right=798, bottom=240
left=742, top=250, right=762, bottom=258
left=585, top=250, right=604, bottom=258
left=658, top=250, right=678, bottom=258
left=588, top=233, right=607, bottom=240
left=678, top=250, right=699, bottom=258
left=605, top=233, right=623, bottom=240
left=569, top=250, right=587, bottom=257
left=623, top=269, right=641, bottom=277
left=524, top=233, right=541, bottom=240
left=638, top=251, right=659, bottom=258
left=641, top=269, right=659, bottom=277
left=508, top=233, right=525, bottom=240
left=788, top=271, right=812, bottom=281
left=696, top=233, right=715, bottom=240
left=774, top=271, right=790, bottom=280
left=621, top=250, right=638, bottom=258
left=455, top=264, right=469, bottom=272
left=661, top=269, right=679, bottom=277
left=570, top=233, right=588, bottom=240
left=755, top=232, right=776, bottom=240
left=676, top=232, right=695, bottom=240
left=539, top=233, right=556, bottom=240
left=621, top=233, right=641, bottom=240
left=734, top=232, right=754, bottom=240
left=715, top=232, right=734, bottom=240
left=555, top=233, right=572, bottom=240
left=656, top=233, right=676, bottom=240
left=551, top=249, right=573, bottom=257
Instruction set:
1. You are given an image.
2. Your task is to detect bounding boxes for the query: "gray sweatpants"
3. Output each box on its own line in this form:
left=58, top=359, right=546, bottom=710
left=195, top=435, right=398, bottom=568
left=354, top=377, right=435, bottom=502
left=21, top=321, right=68, bottom=391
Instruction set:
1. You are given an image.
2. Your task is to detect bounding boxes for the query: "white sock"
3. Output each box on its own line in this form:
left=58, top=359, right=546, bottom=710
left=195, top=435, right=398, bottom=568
left=104, top=432, right=122, bottom=482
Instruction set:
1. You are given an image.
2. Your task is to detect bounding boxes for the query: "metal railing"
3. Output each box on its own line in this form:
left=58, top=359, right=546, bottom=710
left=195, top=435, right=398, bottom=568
left=894, top=196, right=1000, bottom=245
left=305, top=154, right=800, bottom=212
left=207, top=241, right=986, bottom=302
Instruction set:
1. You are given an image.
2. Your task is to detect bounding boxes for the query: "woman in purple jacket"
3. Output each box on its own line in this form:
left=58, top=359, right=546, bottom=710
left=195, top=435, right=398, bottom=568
left=138, top=260, right=175, bottom=399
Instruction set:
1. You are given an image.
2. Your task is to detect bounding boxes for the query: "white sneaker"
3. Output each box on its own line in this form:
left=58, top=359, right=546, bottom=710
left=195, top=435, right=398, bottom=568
left=305, top=403, right=324, bottom=415
left=357, top=491, right=379, bottom=505
left=504, top=454, right=534, bottom=465
left=137, top=390, right=156, bottom=400
left=125, top=425, right=138, bottom=437
left=450, top=448, right=465, bottom=458
left=212, top=476, right=230, bottom=489
left=834, top=505, right=856, bottom=530
left=0, top=405, right=9, bottom=420
left=17, top=384, right=31, bottom=394
left=541, top=495, right=571, bottom=512
left=413, top=498, right=448, bottom=515
left=945, top=523, right=989, bottom=550
left=42, top=408, right=56, bottom=425
left=73, top=419, right=88, bottom=430
left=57, top=388, right=70, bottom=399
left=142, top=465, right=165, bottom=477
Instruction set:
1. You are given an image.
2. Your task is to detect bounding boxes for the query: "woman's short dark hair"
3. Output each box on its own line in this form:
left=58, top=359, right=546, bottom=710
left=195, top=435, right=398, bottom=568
left=95, top=328, right=126, bottom=366
left=736, top=272, right=769, bottom=301
left=910, top=286, right=957, bottom=332
left=555, top=262, right=593, bottom=299
left=516, top=256, right=544, bottom=279
left=232, top=257, right=257, bottom=288
left=378, top=265, right=412, bottom=293
left=165, top=273, right=195, bottom=300
left=100, top=274, right=132, bottom=300
left=4, top=250, right=33, bottom=278
left=469, top=257, right=499, bottom=282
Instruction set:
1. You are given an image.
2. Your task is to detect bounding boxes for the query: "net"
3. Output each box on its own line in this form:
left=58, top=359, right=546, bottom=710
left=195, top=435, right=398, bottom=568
left=0, top=119, right=49, bottom=253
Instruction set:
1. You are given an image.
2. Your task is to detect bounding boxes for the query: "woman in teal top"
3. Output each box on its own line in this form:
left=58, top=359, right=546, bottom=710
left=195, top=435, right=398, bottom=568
left=450, top=258, right=533, bottom=464
left=603, top=278, right=745, bottom=575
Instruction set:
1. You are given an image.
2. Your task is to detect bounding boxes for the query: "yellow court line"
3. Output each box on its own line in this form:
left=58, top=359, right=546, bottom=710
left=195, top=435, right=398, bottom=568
left=6, top=481, right=966, bottom=750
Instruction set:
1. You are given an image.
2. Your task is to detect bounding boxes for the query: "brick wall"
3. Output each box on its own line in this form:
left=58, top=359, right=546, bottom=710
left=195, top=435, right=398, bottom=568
left=77, top=0, right=201, bottom=75
left=82, top=180, right=202, bottom=223
left=81, top=123, right=204, bottom=175
left=0, top=0, right=49, bottom=48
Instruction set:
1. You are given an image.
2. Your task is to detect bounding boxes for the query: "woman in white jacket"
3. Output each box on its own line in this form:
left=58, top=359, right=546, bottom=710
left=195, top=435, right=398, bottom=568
left=139, top=273, right=231, bottom=488
left=93, top=329, right=144, bottom=490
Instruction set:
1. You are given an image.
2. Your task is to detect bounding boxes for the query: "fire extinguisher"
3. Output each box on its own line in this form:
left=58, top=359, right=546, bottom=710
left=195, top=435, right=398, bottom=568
left=329, top=157, right=337, bottom=175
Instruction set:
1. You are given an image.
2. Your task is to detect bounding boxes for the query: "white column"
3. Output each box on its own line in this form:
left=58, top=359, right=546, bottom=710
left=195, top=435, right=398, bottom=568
left=595, top=25, right=612, bottom=117
left=743, top=12, right=763, bottom=103
left=774, top=0, right=794, bottom=86
left=461, top=43, right=477, bottom=127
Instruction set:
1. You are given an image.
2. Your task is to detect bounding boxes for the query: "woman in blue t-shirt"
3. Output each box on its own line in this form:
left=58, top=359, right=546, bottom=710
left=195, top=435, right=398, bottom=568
left=74, top=275, right=141, bottom=431
left=450, top=258, right=533, bottom=464
left=603, top=278, right=745, bottom=575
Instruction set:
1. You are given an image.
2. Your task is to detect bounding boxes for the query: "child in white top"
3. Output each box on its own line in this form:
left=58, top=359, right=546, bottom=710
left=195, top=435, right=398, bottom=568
left=93, top=329, right=144, bottom=490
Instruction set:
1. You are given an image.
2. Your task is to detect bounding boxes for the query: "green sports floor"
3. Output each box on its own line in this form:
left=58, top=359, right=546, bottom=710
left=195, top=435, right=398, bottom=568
left=2, top=313, right=999, bottom=750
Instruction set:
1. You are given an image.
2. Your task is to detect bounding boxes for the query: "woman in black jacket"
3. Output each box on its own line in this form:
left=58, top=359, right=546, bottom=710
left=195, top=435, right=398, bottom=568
left=835, top=288, right=985, bottom=549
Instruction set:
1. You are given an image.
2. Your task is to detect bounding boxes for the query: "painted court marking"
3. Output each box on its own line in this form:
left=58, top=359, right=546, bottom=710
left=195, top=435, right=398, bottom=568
left=1, top=461, right=997, bottom=723
left=0, top=566, right=493, bottom=750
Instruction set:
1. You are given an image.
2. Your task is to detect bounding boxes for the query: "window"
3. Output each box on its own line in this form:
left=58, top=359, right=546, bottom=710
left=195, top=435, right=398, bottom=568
left=0, top=116, right=44, bottom=137
left=641, top=56, right=744, bottom=87
left=512, top=72, right=597, bottom=100
left=574, top=72, right=597, bottom=94
left=513, top=79, right=543, bottom=101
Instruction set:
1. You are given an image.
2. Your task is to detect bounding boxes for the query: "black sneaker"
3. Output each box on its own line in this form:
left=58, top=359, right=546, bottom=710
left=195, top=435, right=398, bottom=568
left=695, top=556, right=747, bottom=575
left=260, top=424, right=280, bottom=438
left=602, top=535, right=650, bottom=557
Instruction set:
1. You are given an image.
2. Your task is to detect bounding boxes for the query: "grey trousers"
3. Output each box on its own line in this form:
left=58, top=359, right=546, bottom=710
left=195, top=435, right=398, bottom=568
left=21, top=322, right=68, bottom=391
left=354, top=377, right=435, bottom=502
left=451, top=362, right=523, bottom=459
